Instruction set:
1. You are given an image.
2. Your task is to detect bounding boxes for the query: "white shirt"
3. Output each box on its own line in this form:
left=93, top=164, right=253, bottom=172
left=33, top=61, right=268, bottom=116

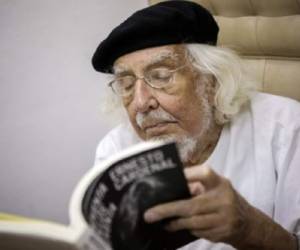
left=94, top=93, right=300, bottom=249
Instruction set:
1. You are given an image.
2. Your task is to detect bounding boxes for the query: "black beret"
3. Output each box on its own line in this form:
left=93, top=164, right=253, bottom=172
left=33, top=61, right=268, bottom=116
left=92, top=0, right=219, bottom=73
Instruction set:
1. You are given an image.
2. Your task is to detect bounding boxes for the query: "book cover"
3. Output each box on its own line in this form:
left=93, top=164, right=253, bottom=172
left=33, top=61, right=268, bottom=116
left=82, top=142, right=197, bottom=250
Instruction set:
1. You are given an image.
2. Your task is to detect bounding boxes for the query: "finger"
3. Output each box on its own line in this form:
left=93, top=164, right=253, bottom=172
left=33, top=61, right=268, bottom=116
left=184, top=164, right=221, bottom=190
left=188, top=181, right=206, bottom=196
left=165, top=213, right=221, bottom=232
left=191, top=225, right=229, bottom=242
left=144, top=199, right=193, bottom=223
left=144, top=194, right=218, bottom=223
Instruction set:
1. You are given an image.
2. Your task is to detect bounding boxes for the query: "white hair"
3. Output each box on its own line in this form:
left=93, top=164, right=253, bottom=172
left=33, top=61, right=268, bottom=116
left=100, top=44, right=257, bottom=124
left=99, top=74, right=125, bottom=124
left=185, top=44, right=257, bottom=124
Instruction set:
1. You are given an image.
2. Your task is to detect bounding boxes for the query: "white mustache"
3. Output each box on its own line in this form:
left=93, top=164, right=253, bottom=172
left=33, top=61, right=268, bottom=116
left=136, top=108, right=177, bottom=129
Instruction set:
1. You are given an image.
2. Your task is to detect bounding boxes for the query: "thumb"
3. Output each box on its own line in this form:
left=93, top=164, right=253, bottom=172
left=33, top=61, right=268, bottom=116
left=184, top=164, right=220, bottom=190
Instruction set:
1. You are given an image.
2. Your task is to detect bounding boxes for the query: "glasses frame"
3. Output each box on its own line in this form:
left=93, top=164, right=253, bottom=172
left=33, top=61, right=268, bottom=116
left=108, top=63, right=188, bottom=97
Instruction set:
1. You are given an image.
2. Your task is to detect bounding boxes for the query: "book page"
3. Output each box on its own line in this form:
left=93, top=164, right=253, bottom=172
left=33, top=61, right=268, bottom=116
left=0, top=221, right=79, bottom=250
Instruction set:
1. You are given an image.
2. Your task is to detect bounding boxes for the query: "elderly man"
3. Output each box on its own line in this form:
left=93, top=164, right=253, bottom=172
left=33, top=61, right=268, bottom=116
left=91, top=1, right=300, bottom=249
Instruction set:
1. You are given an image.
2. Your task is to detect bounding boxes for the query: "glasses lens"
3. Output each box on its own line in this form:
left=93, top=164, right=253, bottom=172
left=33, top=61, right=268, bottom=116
left=111, top=76, right=135, bottom=96
left=146, top=68, right=173, bottom=88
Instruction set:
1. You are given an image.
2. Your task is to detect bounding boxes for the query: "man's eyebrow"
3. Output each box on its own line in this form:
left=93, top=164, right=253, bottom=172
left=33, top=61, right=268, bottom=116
left=147, top=51, right=179, bottom=66
left=113, top=65, right=131, bottom=75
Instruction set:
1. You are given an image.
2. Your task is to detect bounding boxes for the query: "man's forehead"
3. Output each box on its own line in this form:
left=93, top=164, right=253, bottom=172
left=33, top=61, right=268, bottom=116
left=113, top=45, right=185, bottom=73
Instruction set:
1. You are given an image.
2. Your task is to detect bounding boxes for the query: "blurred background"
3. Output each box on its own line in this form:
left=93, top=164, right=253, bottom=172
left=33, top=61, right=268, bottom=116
left=0, top=0, right=146, bottom=224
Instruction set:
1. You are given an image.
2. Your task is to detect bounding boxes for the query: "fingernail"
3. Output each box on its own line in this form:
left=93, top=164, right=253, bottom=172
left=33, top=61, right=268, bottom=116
left=144, top=211, right=156, bottom=223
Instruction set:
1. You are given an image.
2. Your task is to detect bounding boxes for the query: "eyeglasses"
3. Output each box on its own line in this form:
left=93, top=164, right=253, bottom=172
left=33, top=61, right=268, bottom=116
left=108, top=64, right=187, bottom=97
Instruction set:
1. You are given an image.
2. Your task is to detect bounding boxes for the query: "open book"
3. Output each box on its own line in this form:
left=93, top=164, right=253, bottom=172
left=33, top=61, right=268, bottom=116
left=0, top=141, right=197, bottom=250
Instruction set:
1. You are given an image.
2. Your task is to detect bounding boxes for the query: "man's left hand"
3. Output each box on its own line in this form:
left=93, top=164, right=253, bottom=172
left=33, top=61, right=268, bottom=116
left=143, top=164, right=297, bottom=250
left=144, top=164, right=253, bottom=246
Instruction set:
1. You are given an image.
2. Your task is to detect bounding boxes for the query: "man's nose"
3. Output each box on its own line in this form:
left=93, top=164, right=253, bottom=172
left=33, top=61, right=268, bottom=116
left=132, top=78, right=158, bottom=113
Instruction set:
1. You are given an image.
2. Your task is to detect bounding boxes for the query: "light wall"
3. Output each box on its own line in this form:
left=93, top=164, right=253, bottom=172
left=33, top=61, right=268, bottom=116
left=0, top=0, right=146, bottom=224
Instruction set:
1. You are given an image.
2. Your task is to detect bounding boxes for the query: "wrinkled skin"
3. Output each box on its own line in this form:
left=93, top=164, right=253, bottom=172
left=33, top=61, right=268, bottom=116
left=144, top=165, right=297, bottom=250
left=114, top=44, right=297, bottom=249
left=114, top=44, right=220, bottom=165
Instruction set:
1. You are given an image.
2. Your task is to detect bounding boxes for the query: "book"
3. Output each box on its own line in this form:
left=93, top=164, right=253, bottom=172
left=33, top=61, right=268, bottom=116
left=0, top=141, right=197, bottom=250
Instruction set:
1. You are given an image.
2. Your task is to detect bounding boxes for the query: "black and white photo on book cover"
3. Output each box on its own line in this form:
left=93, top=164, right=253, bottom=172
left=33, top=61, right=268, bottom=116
left=82, top=141, right=197, bottom=250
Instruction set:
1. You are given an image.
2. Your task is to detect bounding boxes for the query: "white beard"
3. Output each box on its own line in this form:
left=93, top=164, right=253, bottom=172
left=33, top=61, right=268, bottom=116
left=135, top=91, right=214, bottom=164
left=149, top=134, right=197, bottom=164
